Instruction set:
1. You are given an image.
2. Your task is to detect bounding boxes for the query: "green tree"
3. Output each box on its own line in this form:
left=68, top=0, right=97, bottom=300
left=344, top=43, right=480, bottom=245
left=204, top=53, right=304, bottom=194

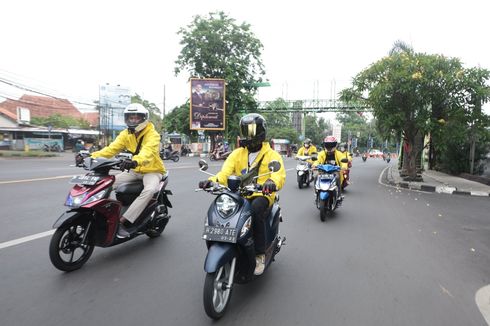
left=163, top=102, right=199, bottom=142
left=31, top=114, right=90, bottom=129
left=304, top=115, right=332, bottom=146
left=175, top=11, right=266, bottom=146
left=342, top=42, right=490, bottom=178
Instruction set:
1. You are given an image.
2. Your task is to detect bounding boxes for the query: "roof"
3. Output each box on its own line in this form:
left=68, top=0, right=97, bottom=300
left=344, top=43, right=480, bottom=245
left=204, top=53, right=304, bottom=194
left=0, top=95, right=82, bottom=120
left=0, top=107, right=17, bottom=122
left=82, top=111, right=99, bottom=127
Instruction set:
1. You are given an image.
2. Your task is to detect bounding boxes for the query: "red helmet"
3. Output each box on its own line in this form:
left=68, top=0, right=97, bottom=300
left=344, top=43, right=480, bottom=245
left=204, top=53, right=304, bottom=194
left=323, top=136, right=337, bottom=150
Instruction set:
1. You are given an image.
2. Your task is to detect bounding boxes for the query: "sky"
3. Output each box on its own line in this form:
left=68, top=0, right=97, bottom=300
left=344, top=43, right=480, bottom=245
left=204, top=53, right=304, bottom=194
left=1, top=0, right=489, bottom=117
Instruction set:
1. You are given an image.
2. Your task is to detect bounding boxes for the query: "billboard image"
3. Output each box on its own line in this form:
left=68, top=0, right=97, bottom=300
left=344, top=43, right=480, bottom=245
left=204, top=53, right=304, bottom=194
left=190, top=78, right=225, bottom=131
left=99, top=84, right=132, bottom=130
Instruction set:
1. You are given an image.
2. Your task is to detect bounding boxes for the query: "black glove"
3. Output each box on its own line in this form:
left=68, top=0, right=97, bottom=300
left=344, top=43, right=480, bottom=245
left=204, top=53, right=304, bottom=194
left=75, top=154, right=84, bottom=166
left=262, top=179, right=277, bottom=194
left=199, top=180, right=215, bottom=189
left=120, top=159, right=138, bottom=171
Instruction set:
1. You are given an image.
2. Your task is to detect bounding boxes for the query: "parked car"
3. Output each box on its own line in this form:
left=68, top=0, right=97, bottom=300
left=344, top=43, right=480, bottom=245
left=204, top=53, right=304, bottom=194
left=368, top=149, right=384, bottom=158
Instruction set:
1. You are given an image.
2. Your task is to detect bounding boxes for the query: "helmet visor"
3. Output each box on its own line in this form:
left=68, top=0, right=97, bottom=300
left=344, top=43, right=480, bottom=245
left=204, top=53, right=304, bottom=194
left=240, top=122, right=260, bottom=140
left=125, top=113, right=145, bottom=127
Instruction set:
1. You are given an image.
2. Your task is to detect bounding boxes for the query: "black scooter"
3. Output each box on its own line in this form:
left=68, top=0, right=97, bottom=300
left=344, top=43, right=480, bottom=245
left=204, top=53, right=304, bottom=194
left=197, top=159, right=286, bottom=319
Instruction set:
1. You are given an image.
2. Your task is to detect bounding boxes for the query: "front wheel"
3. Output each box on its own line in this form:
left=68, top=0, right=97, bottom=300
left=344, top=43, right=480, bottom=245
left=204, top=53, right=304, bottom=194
left=171, top=155, right=179, bottom=162
left=319, top=199, right=328, bottom=222
left=203, top=261, right=234, bottom=320
left=49, top=219, right=94, bottom=272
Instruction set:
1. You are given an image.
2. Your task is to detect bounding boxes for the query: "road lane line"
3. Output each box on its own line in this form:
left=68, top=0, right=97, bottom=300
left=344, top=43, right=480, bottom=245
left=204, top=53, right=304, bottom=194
left=0, top=175, right=73, bottom=185
left=476, top=285, right=490, bottom=325
left=0, top=164, right=200, bottom=185
left=0, top=230, right=55, bottom=250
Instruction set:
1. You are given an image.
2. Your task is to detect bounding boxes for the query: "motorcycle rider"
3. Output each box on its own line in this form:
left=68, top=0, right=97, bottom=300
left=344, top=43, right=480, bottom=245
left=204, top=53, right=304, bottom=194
left=76, top=103, right=166, bottom=238
left=198, top=113, right=286, bottom=276
left=296, top=138, right=317, bottom=163
left=313, top=136, right=344, bottom=199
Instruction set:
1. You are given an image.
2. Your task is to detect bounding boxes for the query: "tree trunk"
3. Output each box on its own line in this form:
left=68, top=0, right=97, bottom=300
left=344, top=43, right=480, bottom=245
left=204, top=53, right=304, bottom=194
left=401, top=130, right=423, bottom=181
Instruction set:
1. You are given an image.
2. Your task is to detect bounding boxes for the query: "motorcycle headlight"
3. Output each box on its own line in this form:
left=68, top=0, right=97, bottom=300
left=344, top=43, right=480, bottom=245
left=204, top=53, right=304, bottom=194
left=216, top=194, right=237, bottom=218
left=240, top=216, right=252, bottom=238
left=65, top=189, right=107, bottom=208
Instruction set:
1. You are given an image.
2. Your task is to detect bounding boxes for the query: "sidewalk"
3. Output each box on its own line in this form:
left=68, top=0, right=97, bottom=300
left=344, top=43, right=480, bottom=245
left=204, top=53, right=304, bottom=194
left=386, top=165, right=490, bottom=197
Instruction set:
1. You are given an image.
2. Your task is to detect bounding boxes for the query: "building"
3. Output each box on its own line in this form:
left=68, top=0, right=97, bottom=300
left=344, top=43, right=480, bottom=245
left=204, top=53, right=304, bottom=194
left=0, top=95, right=99, bottom=151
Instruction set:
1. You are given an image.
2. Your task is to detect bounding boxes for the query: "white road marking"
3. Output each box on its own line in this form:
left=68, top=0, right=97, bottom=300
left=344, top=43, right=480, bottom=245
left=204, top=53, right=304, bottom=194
left=0, top=230, right=55, bottom=250
left=0, top=175, right=73, bottom=185
left=476, top=285, right=490, bottom=325
left=0, top=164, right=198, bottom=185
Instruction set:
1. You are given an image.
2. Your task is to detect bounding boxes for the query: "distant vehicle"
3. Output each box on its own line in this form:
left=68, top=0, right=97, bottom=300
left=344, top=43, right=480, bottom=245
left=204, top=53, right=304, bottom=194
left=368, top=149, right=383, bottom=158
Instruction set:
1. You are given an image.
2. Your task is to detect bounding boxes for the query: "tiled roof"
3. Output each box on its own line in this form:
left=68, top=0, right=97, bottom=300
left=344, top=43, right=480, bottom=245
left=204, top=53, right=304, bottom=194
left=0, top=95, right=82, bottom=119
left=82, top=112, right=99, bottom=127
left=0, top=107, right=17, bottom=121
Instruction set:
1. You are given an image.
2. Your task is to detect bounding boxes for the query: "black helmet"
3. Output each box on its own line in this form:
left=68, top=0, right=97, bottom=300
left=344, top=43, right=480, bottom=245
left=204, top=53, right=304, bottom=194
left=239, top=113, right=267, bottom=152
left=304, top=138, right=312, bottom=147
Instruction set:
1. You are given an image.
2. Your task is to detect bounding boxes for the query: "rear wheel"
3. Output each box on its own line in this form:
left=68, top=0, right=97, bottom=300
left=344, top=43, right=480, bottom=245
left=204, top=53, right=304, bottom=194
left=203, top=261, right=234, bottom=320
left=171, top=155, right=179, bottom=162
left=49, top=219, right=94, bottom=272
left=146, top=205, right=169, bottom=238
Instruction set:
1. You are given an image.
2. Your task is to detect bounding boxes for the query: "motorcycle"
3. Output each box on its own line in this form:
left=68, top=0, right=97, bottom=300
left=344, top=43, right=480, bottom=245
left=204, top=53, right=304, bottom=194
left=384, top=153, right=391, bottom=163
left=197, top=159, right=285, bottom=319
left=160, top=149, right=180, bottom=162
left=313, top=158, right=348, bottom=222
left=295, top=155, right=314, bottom=188
left=209, top=149, right=231, bottom=161
left=43, top=143, right=62, bottom=152
left=362, top=153, right=368, bottom=162
left=49, top=153, right=172, bottom=272
left=180, top=145, right=192, bottom=157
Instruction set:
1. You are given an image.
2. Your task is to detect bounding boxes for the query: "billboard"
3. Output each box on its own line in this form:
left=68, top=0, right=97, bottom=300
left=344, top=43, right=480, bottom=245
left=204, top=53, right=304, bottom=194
left=190, top=78, right=225, bottom=131
left=99, top=84, right=132, bottom=130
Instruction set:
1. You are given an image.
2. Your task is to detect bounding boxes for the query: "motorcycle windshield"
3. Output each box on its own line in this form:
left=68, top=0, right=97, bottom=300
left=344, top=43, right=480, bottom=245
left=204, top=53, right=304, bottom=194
left=317, top=164, right=340, bottom=173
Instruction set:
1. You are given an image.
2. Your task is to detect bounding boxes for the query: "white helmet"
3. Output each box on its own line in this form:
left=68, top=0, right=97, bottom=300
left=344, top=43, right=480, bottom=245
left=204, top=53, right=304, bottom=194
left=124, top=103, right=149, bottom=133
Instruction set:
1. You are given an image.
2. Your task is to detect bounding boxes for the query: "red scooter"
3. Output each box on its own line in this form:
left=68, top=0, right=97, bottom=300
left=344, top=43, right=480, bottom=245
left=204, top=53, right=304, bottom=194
left=49, top=155, right=172, bottom=272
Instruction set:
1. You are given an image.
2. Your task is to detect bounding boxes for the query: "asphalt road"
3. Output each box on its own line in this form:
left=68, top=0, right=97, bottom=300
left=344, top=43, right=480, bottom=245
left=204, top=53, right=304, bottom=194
left=0, top=154, right=489, bottom=326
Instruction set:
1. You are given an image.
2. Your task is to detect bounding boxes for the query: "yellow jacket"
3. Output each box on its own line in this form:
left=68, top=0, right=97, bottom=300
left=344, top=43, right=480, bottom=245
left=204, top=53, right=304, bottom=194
left=91, top=123, right=166, bottom=174
left=313, top=149, right=345, bottom=183
left=296, top=145, right=318, bottom=163
left=210, top=142, right=286, bottom=206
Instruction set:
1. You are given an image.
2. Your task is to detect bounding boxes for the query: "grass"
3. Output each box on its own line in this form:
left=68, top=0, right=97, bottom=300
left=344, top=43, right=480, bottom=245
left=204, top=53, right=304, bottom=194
left=0, top=150, right=59, bottom=158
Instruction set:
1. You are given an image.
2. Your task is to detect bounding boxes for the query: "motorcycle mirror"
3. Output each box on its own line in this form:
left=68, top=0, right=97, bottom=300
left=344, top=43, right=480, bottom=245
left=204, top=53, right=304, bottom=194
left=268, top=160, right=281, bottom=172
left=199, top=159, right=209, bottom=171
left=340, top=158, right=349, bottom=163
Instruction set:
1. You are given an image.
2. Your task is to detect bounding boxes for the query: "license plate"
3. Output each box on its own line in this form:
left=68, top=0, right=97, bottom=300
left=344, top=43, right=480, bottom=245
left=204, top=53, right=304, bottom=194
left=70, top=175, right=100, bottom=186
left=202, top=225, right=238, bottom=243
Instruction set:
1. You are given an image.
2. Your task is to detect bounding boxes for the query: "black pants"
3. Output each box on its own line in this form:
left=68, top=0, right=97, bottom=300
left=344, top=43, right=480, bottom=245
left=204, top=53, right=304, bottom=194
left=250, top=196, right=269, bottom=255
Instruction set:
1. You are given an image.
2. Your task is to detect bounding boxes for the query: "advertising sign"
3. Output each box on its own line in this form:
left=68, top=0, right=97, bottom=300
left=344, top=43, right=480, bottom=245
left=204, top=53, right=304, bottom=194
left=190, top=78, right=226, bottom=131
left=99, top=84, right=132, bottom=130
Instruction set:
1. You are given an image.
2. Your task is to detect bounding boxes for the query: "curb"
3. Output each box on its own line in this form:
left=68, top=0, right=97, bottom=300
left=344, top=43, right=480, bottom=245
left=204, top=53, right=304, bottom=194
left=385, top=168, right=490, bottom=197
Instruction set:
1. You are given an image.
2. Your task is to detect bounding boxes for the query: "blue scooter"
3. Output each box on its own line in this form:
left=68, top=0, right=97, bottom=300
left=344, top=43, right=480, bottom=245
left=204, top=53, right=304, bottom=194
left=197, top=159, right=286, bottom=320
left=313, top=158, right=348, bottom=222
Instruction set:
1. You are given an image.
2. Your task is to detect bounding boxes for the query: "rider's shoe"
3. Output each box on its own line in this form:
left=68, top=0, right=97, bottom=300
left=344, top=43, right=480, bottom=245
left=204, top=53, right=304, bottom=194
left=117, top=218, right=133, bottom=238
left=254, top=254, right=266, bottom=276
left=117, top=225, right=131, bottom=238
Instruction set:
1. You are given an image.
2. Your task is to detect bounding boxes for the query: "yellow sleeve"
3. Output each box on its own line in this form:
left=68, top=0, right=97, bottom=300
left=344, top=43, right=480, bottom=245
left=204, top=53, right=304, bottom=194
left=210, top=149, right=239, bottom=185
left=268, top=151, right=286, bottom=190
left=297, top=147, right=304, bottom=156
left=313, top=151, right=325, bottom=166
left=91, top=132, right=126, bottom=158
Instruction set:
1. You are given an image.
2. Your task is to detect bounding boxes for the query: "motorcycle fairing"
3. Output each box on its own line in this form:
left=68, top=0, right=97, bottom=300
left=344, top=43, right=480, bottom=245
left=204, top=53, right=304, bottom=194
left=204, top=242, right=237, bottom=273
